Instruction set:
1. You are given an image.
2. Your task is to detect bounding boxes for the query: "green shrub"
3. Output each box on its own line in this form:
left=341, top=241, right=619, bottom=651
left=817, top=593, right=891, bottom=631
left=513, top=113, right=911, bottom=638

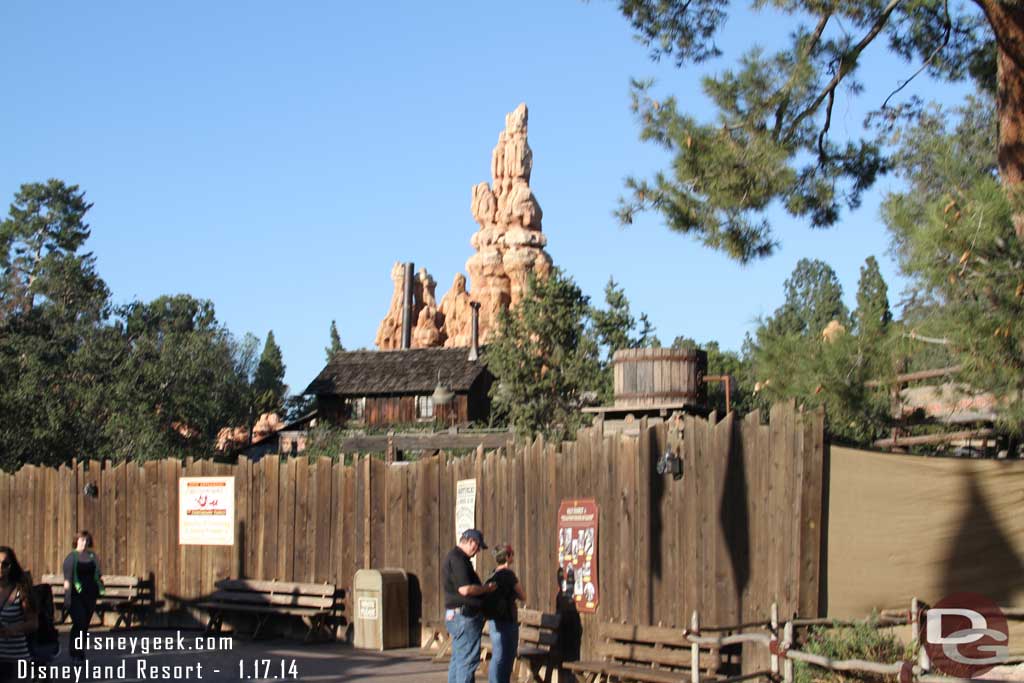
left=794, top=620, right=914, bottom=683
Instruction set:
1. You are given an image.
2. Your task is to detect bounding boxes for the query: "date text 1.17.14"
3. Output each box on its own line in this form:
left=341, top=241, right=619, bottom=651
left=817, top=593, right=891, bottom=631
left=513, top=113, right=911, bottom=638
left=239, top=659, right=299, bottom=679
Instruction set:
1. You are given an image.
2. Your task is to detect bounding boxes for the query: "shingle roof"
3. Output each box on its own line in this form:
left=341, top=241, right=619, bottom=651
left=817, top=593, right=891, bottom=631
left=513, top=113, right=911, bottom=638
left=303, top=347, right=490, bottom=396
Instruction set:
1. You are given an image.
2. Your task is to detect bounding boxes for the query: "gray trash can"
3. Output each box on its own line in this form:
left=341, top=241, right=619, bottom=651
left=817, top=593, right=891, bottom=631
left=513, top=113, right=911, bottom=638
left=353, top=568, right=409, bottom=650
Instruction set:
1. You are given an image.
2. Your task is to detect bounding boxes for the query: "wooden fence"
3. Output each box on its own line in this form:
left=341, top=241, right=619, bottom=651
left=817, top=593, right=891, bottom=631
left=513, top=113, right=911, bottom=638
left=0, top=401, right=824, bottom=661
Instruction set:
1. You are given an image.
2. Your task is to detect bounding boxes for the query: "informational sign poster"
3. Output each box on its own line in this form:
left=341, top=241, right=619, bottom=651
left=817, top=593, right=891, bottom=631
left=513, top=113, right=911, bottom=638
left=179, top=477, right=235, bottom=546
left=456, top=478, right=477, bottom=568
left=558, top=499, right=599, bottom=613
left=455, top=478, right=477, bottom=541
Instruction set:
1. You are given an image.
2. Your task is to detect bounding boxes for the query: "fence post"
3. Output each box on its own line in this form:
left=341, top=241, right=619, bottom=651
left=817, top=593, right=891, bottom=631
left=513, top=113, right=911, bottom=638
left=691, top=610, right=701, bottom=683
left=910, top=597, right=920, bottom=653
left=770, top=602, right=780, bottom=678
left=782, top=621, right=794, bottom=683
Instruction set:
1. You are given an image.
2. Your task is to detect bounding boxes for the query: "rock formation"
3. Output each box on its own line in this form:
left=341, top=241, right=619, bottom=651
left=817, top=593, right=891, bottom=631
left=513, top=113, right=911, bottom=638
left=375, top=103, right=553, bottom=349
left=439, top=273, right=474, bottom=347
left=374, top=262, right=408, bottom=350
left=374, top=263, right=447, bottom=350
left=412, top=268, right=445, bottom=348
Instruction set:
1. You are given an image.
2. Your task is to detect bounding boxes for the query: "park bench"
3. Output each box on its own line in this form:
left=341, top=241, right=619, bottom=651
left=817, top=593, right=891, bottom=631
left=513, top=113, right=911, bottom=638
left=40, top=573, right=161, bottom=629
left=482, top=608, right=563, bottom=683
left=428, top=608, right=562, bottom=682
left=193, top=579, right=344, bottom=642
left=565, top=622, right=729, bottom=683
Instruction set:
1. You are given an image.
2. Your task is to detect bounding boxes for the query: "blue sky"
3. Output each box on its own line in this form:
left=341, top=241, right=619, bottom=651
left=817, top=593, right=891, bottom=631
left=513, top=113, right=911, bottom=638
left=1, top=2, right=970, bottom=394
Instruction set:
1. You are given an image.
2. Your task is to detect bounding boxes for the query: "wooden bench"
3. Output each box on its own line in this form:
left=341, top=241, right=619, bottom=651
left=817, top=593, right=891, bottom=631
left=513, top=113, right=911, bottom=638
left=41, top=573, right=161, bottom=629
left=482, top=608, right=563, bottom=683
left=565, top=622, right=729, bottom=683
left=193, top=579, right=344, bottom=642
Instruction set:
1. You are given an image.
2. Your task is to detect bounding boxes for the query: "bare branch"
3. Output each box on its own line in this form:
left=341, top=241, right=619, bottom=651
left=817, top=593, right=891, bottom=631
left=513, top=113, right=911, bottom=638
left=786, top=0, right=904, bottom=141
left=774, top=13, right=832, bottom=137
left=817, top=87, right=835, bottom=158
left=882, top=0, right=952, bottom=110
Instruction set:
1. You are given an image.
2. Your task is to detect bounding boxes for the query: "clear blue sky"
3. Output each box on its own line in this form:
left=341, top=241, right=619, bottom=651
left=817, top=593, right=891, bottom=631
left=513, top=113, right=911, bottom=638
left=1, top=1, right=969, bottom=394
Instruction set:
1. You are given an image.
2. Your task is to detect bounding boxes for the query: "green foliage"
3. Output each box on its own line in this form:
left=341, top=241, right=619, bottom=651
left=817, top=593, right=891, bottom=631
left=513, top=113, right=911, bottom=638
left=882, top=96, right=1024, bottom=431
left=0, top=181, right=269, bottom=468
left=591, top=277, right=659, bottom=400
left=325, top=320, right=344, bottom=362
left=252, top=330, right=287, bottom=416
left=101, top=295, right=253, bottom=460
left=611, top=1, right=1000, bottom=261
left=768, top=259, right=850, bottom=338
left=749, top=258, right=892, bottom=445
left=484, top=268, right=603, bottom=442
left=853, top=256, right=892, bottom=338
left=795, top=620, right=914, bottom=683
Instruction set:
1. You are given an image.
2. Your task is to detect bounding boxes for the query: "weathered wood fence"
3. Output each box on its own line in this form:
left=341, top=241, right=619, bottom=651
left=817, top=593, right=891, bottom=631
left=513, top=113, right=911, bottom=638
left=0, top=401, right=824, bottom=660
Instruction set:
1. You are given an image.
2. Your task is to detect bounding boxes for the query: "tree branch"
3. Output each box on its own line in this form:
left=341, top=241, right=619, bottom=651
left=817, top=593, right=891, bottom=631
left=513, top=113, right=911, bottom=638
left=774, top=13, right=832, bottom=138
left=786, top=0, right=904, bottom=141
left=882, top=0, right=952, bottom=110
left=817, top=87, right=836, bottom=158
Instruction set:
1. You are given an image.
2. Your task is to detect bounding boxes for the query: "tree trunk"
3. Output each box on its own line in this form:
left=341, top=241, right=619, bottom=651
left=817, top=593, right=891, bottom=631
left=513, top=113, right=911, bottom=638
left=981, top=0, right=1024, bottom=238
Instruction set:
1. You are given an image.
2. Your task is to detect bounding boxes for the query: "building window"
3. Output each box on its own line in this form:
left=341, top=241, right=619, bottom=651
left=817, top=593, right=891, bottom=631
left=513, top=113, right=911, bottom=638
left=347, top=397, right=366, bottom=421
left=416, top=395, right=434, bottom=420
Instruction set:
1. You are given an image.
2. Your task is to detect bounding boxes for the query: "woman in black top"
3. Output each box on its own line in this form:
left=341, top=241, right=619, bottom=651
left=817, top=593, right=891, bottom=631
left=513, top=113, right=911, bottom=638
left=484, top=544, right=526, bottom=683
left=62, top=531, right=102, bottom=663
left=0, top=547, right=37, bottom=683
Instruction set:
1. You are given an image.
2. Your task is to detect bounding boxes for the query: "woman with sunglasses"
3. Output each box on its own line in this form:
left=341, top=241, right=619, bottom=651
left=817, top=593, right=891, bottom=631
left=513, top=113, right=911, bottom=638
left=483, top=544, right=526, bottom=683
left=0, top=547, right=38, bottom=681
left=62, top=531, right=102, bottom=664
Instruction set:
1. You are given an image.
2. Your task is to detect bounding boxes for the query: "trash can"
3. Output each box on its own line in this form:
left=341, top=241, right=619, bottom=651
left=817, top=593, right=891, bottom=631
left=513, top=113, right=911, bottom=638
left=353, top=568, right=409, bottom=650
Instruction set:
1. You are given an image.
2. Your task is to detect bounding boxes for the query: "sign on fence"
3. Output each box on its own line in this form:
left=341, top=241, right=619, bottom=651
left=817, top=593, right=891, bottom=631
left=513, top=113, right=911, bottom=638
left=558, top=499, right=599, bottom=613
left=456, top=478, right=477, bottom=568
left=178, top=477, right=235, bottom=546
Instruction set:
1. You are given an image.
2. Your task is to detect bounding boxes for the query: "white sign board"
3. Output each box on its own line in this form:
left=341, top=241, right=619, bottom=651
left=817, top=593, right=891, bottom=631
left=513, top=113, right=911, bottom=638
left=455, top=478, right=477, bottom=543
left=179, top=477, right=235, bottom=546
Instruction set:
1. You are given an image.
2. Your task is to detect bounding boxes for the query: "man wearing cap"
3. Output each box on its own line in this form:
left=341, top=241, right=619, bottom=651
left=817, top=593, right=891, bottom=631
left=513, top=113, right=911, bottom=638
left=443, top=528, right=496, bottom=683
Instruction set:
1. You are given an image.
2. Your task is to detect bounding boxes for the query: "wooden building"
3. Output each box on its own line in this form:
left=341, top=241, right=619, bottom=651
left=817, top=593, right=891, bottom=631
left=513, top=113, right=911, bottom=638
left=303, top=347, right=494, bottom=429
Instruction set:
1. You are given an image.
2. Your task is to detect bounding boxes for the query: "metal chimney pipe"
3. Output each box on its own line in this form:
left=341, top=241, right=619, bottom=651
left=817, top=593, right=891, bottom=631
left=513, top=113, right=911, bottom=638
left=401, top=262, right=414, bottom=350
left=468, top=301, right=481, bottom=361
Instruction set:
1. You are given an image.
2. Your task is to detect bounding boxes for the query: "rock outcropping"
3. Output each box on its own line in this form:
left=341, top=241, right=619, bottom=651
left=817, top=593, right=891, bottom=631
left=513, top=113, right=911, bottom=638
left=375, top=103, right=552, bottom=350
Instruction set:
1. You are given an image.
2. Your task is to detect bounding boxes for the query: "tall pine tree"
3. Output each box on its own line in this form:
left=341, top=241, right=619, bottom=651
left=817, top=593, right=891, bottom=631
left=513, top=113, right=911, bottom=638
left=252, top=330, right=287, bottom=416
left=325, top=320, right=344, bottom=362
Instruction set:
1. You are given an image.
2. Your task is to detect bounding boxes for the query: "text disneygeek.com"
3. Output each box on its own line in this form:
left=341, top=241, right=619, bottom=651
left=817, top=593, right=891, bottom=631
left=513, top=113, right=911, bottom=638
left=17, top=631, right=239, bottom=681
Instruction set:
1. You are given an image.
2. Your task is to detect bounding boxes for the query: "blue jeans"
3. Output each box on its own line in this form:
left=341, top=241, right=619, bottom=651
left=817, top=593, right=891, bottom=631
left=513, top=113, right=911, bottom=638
left=446, top=610, right=484, bottom=683
left=488, top=620, right=519, bottom=683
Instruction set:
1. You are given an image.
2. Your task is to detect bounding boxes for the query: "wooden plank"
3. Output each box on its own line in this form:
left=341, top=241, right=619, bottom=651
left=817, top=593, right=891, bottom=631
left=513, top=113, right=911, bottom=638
left=421, top=455, right=440, bottom=626
left=635, top=419, right=651, bottom=625
left=274, top=456, right=291, bottom=581
left=342, top=463, right=357, bottom=589
left=617, top=433, right=635, bottom=623
left=683, top=415, right=700, bottom=622
left=386, top=463, right=404, bottom=568
left=315, top=457, right=332, bottom=583
left=370, top=458, right=387, bottom=569
left=798, top=407, right=825, bottom=618
left=293, top=457, right=310, bottom=582
left=265, top=455, right=281, bottom=581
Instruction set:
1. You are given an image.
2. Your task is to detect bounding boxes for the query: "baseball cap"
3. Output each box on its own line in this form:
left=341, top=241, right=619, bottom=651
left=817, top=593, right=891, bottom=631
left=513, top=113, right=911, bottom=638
left=462, top=528, right=488, bottom=549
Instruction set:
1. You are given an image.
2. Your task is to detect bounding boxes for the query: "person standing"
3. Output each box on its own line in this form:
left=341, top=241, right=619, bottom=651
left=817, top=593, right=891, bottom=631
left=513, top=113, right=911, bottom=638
left=484, top=544, right=526, bottom=683
left=0, top=547, right=38, bottom=683
left=442, top=529, right=496, bottom=683
left=62, top=531, right=102, bottom=663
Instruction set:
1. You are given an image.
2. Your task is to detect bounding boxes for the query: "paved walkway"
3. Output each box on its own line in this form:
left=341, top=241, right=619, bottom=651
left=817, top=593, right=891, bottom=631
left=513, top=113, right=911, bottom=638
left=26, top=628, right=450, bottom=682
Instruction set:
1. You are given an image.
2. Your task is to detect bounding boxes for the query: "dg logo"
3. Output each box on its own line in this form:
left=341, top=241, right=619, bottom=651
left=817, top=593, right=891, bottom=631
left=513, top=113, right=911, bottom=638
left=922, top=592, right=1009, bottom=678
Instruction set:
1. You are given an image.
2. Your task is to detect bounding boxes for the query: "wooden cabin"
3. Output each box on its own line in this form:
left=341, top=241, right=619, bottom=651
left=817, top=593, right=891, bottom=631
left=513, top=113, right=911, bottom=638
left=303, top=347, right=494, bottom=429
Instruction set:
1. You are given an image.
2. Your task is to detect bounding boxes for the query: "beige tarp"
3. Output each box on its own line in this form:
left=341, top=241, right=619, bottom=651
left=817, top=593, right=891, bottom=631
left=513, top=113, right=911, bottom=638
left=826, top=446, right=1024, bottom=651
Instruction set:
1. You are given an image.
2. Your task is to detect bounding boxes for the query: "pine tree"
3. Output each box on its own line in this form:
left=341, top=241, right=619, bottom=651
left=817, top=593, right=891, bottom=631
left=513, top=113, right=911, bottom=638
left=853, top=256, right=892, bottom=338
left=609, top=2, right=1024, bottom=261
left=484, top=269, right=603, bottom=441
left=325, top=320, right=344, bottom=362
left=252, top=330, right=288, bottom=416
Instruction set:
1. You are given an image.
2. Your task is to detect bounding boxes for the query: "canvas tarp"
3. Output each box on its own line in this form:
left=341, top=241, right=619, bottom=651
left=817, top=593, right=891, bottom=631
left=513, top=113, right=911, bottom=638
left=825, top=446, right=1024, bottom=652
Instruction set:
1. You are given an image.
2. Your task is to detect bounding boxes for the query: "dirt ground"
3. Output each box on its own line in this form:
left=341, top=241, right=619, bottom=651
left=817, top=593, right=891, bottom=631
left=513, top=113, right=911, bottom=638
left=24, top=627, right=450, bottom=682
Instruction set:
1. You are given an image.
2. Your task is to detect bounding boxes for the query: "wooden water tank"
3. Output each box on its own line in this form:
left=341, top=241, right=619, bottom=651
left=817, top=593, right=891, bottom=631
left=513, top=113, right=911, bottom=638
left=612, top=347, right=708, bottom=408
